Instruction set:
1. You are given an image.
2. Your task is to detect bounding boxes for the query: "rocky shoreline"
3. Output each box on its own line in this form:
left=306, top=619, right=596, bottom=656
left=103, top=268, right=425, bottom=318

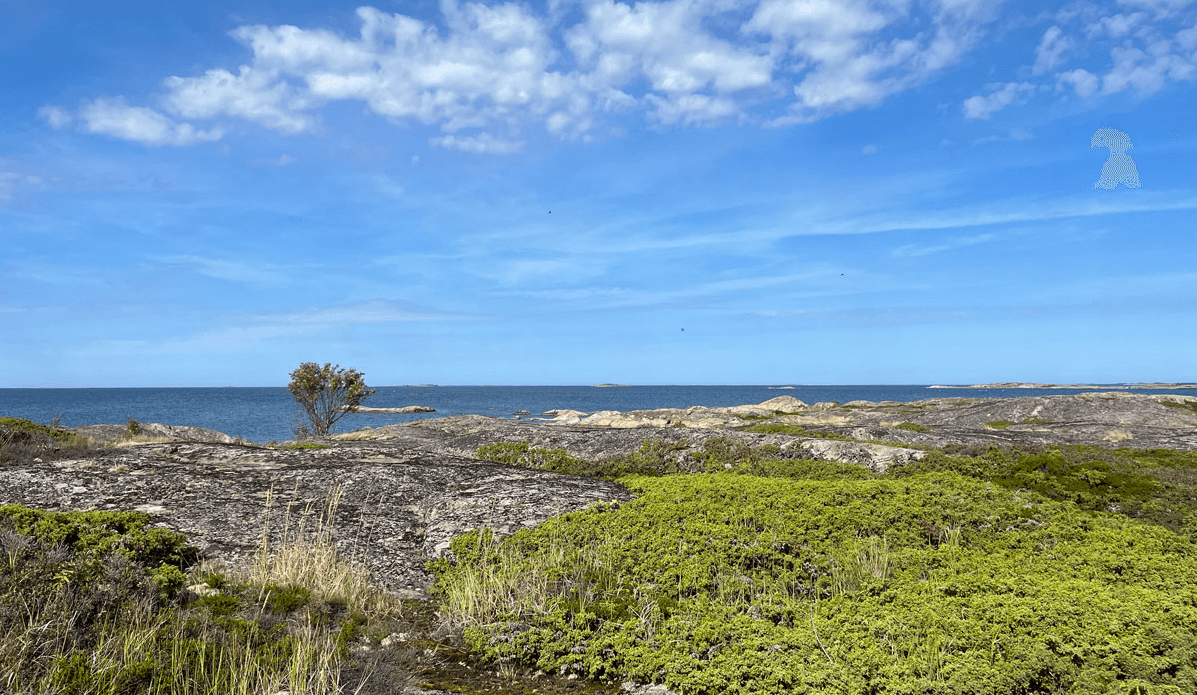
left=4, top=391, right=1192, bottom=595
left=4, top=392, right=1196, bottom=694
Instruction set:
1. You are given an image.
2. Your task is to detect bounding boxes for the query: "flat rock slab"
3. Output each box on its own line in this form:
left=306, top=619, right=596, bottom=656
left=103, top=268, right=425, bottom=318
left=338, top=415, right=926, bottom=472
left=0, top=442, right=630, bottom=597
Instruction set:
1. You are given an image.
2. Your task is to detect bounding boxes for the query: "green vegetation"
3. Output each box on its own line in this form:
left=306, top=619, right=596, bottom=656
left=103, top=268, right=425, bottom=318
left=742, top=423, right=851, bottom=440
left=477, top=440, right=681, bottom=479
left=431, top=470, right=1197, bottom=695
left=1161, top=399, right=1197, bottom=416
left=0, top=487, right=404, bottom=694
left=897, top=445, right=1197, bottom=536
left=287, top=362, right=376, bottom=438
left=9, top=406, right=1197, bottom=694
left=893, top=422, right=929, bottom=432
left=0, top=417, right=105, bottom=465
left=477, top=438, right=802, bottom=480
left=436, top=440, right=1197, bottom=694
left=275, top=442, right=331, bottom=450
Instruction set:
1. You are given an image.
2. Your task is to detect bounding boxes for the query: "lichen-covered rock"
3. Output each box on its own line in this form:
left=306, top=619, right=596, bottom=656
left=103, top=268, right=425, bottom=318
left=69, top=422, right=252, bottom=446
left=0, top=441, right=630, bottom=597
left=340, top=414, right=925, bottom=472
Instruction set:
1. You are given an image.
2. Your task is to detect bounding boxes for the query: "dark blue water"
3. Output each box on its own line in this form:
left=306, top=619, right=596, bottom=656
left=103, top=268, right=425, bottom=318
left=2, top=385, right=1194, bottom=444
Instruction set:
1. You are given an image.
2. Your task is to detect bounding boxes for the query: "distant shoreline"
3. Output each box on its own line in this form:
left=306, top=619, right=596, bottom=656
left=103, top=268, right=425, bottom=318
left=929, top=382, right=1197, bottom=390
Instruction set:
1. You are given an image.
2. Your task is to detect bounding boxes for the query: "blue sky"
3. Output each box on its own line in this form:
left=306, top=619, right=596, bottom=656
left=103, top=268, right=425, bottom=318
left=2, top=0, right=1194, bottom=387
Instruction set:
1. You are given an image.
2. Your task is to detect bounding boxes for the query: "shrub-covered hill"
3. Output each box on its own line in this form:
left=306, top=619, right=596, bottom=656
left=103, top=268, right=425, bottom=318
left=430, top=469, right=1197, bottom=695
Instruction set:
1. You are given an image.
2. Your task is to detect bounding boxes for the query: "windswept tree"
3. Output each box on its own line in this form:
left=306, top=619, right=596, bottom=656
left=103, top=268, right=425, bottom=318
left=287, top=362, right=376, bottom=438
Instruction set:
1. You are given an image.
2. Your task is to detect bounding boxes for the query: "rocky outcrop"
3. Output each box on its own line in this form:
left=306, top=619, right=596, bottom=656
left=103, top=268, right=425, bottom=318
left=0, top=441, right=629, bottom=598
left=339, top=413, right=924, bottom=473
left=787, top=392, right=1197, bottom=450
left=540, top=395, right=807, bottom=428
left=396, top=393, right=1197, bottom=452
left=350, top=405, right=436, bottom=413
left=69, top=423, right=252, bottom=446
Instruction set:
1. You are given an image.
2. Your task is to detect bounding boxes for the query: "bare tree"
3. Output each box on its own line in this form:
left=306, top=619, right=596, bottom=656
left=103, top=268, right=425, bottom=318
left=288, top=362, right=376, bottom=438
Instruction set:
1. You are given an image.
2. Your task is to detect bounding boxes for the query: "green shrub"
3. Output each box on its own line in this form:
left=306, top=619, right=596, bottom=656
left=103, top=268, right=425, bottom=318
left=0, top=505, right=199, bottom=573
left=0, top=417, right=102, bottom=465
left=430, top=472, right=1197, bottom=695
left=743, top=423, right=851, bottom=440
left=476, top=440, right=675, bottom=480
left=263, top=583, right=312, bottom=612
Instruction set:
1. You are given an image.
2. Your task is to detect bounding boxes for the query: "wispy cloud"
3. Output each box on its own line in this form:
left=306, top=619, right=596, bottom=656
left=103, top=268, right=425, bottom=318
left=79, top=97, right=223, bottom=146
left=891, top=233, right=997, bottom=257
left=37, top=105, right=72, bottom=129
left=963, top=82, right=1038, bottom=119
left=151, top=255, right=290, bottom=285
left=161, top=299, right=478, bottom=351
left=431, top=133, right=523, bottom=154
left=811, top=192, right=1197, bottom=236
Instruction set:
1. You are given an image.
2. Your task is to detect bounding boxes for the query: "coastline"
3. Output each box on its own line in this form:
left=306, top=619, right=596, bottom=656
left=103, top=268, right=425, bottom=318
left=929, top=382, right=1197, bottom=389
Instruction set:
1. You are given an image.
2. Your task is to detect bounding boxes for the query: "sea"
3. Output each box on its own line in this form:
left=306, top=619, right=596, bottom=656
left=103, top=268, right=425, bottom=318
left=2, top=385, right=1195, bottom=445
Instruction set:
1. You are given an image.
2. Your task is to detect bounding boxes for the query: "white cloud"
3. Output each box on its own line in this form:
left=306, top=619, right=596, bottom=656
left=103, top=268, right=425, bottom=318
left=164, top=66, right=316, bottom=133
left=1085, top=12, right=1150, bottom=39
left=645, top=92, right=739, bottom=125
left=749, top=0, right=999, bottom=120
left=568, top=0, right=773, bottom=102
left=1056, top=68, right=1100, bottom=97
left=1179, top=22, right=1197, bottom=49
left=79, top=97, right=224, bottom=146
left=1033, top=26, right=1072, bottom=75
left=961, top=81, right=1036, bottom=119
left=1115, top=0, right=1194, bottom=15
left=1031, top=3, right=1197, bottom=103
left=73, top=0, right=1192, bottom=151
left=431, top=132, right=523, bottom=153
left=862, top=143, right=878, bottom=154
left=37, top=105, right=72, bottom=129
left=1101, top=43, right=1194, bottom=94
